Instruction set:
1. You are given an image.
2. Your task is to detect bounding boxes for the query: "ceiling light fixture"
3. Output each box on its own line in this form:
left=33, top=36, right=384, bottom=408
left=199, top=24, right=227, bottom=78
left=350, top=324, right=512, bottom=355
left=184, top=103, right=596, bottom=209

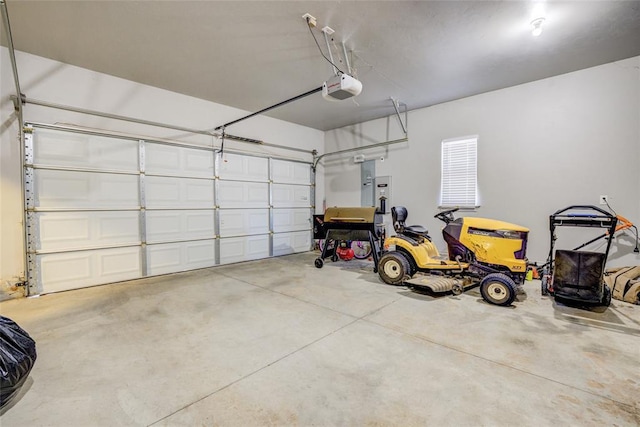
left=531, top=17, right=545, bottom=37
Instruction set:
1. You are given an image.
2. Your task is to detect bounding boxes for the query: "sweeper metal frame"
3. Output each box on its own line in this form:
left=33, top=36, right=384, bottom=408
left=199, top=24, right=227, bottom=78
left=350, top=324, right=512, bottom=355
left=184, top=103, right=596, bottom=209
left=541, top=205, right=618, bottom=306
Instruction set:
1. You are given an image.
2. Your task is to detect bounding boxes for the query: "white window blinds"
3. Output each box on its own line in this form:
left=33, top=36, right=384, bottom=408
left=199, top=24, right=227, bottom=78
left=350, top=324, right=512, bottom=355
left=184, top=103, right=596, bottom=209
left=440, top=137, right=478, bottom=208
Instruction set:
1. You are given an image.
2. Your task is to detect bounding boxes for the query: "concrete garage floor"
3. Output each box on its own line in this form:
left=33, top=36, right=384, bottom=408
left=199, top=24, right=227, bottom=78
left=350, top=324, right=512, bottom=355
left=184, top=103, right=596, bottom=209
left=1, top=252, right=638, bottom=426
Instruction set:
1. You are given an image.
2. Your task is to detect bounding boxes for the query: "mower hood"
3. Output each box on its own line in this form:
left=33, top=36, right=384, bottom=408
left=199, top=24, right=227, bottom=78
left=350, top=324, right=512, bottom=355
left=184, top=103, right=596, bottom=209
left=463, top=217, right=529, bottom=233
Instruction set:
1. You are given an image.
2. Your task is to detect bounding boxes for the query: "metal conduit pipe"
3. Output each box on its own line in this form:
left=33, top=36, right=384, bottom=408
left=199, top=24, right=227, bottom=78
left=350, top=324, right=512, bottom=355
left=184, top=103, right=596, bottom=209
left=26, top=122, right=314, bottom=165
left=341, top=42, right=353, bottom=75
left=391, top=98, right=407, bottom=135
left=1, top=0, right=29, bottom=293
left=1, top=0, right=23, bottom=115
left=21, top=96, right=215, bottom=137
left=313, top=100, right=409, bottom=170
left=16, top=96, right=316, bottom=155
left=313, top=136, right=408, bottom=171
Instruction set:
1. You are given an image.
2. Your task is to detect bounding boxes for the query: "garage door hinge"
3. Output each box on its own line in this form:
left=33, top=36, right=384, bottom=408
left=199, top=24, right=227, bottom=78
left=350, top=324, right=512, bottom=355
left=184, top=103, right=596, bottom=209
left=9, top=280, right=29, bottom=297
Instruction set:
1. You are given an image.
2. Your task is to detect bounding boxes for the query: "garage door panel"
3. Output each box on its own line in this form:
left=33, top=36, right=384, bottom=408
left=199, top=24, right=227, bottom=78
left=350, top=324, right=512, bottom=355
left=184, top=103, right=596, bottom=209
left=271, top=160, right=310, bottom=185
left=146, top=143, right=213, bottom=178
left=272, top=184, right=311, bottom=208
left=186, top=241, right=215, bottom=264
left=99, top=215, right=140, bottom=240
left=35, top=170, right=139, bottom=208
left=37, top=211, right=140, bottom=251
left=247, top=185, right=267, bottom=202
left=218, top=181, right=268, bottom=208
left=147, top=244, right=181, bottom=273
left=147, top=212, right=181, bottom=238
left=146, top=176, right=214, bottom=209
left=146, top=177, right=179, bottom=201
left=273, top=231, right=311, bottom=256
left=219, top=153, right=268, bottom=182
left=146, top=210, right=215, bottom=243
left=34, top=129, right=139, bottom=172
left=102, top=250, right=136, bottom=275
left=39, top=247, right=142, bottom=293
left=220, top=235, right=269, bottom=264
left=187, top=184, right=213, bottom=203
left=147, top=240, right=216, bottom=275
left=219, top=209, right=269, bottom=237
left=186, top=212, right=215, bottom=235
left=39, top=216, right=90, bottom=247
left=273, top=208, right=311, bottom=233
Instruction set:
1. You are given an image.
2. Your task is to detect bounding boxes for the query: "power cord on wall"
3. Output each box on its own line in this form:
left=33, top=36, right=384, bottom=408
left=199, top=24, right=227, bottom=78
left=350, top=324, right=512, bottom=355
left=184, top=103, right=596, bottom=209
left=605, top=199, right=639, bottom=253
left=305, top=17, right=345, bottom=75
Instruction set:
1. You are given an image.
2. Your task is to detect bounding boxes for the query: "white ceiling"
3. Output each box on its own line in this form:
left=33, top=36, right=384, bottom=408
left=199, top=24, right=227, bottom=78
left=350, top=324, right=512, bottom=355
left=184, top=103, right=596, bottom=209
left=3, top=1, right=640, bottom=131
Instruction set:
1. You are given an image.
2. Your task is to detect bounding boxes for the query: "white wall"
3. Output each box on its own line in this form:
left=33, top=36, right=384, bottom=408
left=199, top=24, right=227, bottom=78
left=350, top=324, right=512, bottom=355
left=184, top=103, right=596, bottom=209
left=323, top=56, right=640, bottom=267
left=0, top=49, right=325, bottom=296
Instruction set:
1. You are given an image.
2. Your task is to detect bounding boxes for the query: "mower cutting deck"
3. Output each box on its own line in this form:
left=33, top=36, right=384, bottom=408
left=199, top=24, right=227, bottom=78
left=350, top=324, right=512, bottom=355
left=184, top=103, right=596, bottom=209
left=404, top=275, right=472, bottom=295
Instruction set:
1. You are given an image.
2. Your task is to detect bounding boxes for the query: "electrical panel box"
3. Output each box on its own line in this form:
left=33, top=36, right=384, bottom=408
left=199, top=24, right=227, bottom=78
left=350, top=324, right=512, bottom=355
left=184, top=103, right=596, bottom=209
left=361, top=160, right=375, bottom=207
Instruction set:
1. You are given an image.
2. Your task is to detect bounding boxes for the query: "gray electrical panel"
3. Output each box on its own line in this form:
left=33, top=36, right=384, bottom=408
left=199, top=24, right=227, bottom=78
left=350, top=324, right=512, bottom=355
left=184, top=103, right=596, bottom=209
left=361, top=160, right=376, bottom=207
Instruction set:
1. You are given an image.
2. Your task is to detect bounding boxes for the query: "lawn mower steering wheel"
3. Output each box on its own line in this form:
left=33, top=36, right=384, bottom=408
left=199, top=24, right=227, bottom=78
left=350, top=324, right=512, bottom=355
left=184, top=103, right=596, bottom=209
left=434, top=207, right=459, bottom=224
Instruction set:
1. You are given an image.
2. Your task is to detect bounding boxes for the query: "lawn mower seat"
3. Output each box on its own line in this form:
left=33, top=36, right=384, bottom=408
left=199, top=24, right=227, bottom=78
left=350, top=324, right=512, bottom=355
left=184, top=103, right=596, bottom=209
left=392, top=206, right=430, bottom=239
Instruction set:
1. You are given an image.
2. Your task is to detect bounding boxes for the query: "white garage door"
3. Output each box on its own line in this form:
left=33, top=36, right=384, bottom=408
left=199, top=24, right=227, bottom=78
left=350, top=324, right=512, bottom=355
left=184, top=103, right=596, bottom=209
left=24, top=124, right=313, bottom=294
left=144, top=142, right=217, bottom=276
left=270, top=159, right=313, bottom=256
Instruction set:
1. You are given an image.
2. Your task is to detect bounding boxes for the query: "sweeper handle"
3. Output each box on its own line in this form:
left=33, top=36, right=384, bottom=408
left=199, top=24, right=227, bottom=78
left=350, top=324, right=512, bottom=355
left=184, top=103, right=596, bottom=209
left=551, top=204, right=614, bottom=217
left=614, top=215, right=634, bottom=233
left=572, top=214, right=637, bottom=251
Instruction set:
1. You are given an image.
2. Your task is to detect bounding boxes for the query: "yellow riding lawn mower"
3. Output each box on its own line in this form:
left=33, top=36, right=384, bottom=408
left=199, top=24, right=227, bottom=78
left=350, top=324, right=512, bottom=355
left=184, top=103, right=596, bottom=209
left=378, top=207, right=530, bottom=306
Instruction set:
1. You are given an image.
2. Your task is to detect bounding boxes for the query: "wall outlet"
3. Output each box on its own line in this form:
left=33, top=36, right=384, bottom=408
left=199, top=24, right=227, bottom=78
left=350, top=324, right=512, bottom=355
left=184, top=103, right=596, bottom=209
left=302, top=13, right=317, bottom=27
left=599, top=195, right=608, bottom=205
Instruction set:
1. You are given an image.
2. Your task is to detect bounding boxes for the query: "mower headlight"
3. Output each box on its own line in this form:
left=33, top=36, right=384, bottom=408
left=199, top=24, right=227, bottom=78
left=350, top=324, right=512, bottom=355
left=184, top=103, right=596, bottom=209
left=496, top=230, right=522, bottom=239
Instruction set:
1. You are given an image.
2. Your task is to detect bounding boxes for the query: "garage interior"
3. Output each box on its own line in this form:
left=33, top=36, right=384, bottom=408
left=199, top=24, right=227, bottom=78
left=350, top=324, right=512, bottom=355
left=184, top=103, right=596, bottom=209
left=1, top=1, right=639, bottom=425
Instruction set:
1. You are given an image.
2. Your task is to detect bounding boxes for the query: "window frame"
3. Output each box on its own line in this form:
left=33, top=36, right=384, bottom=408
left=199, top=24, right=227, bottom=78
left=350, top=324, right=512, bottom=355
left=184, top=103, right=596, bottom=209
left=439, top=135, right=479, bottom=209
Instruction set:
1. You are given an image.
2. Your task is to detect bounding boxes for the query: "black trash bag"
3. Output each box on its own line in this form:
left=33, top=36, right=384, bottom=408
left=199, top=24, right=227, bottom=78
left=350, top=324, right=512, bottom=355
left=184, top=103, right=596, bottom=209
left=0, top=316, right=37, bottom=409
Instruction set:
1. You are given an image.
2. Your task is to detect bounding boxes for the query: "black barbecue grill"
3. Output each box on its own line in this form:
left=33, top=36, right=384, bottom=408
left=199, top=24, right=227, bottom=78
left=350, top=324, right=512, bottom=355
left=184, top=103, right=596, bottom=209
left=314, top=207, right=384, bottom=272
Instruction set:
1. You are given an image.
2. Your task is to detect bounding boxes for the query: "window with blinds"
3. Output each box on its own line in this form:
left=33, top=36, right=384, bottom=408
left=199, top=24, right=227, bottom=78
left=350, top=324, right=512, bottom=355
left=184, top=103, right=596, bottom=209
left=440, top=136, right=478, bottom=208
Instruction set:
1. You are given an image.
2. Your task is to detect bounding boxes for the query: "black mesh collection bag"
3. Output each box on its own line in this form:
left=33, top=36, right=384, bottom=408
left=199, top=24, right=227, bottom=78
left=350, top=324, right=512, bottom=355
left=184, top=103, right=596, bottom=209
left=0, top=316, right=37, bottom=409
left=553, top=250, right=605, bottom=301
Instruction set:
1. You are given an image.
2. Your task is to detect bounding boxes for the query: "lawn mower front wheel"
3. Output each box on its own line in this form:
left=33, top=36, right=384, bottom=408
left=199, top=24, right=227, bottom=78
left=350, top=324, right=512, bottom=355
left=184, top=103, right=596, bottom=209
left=378, top=252, right=410, bottom=285
left=480, top=273, right=517, bottom=306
